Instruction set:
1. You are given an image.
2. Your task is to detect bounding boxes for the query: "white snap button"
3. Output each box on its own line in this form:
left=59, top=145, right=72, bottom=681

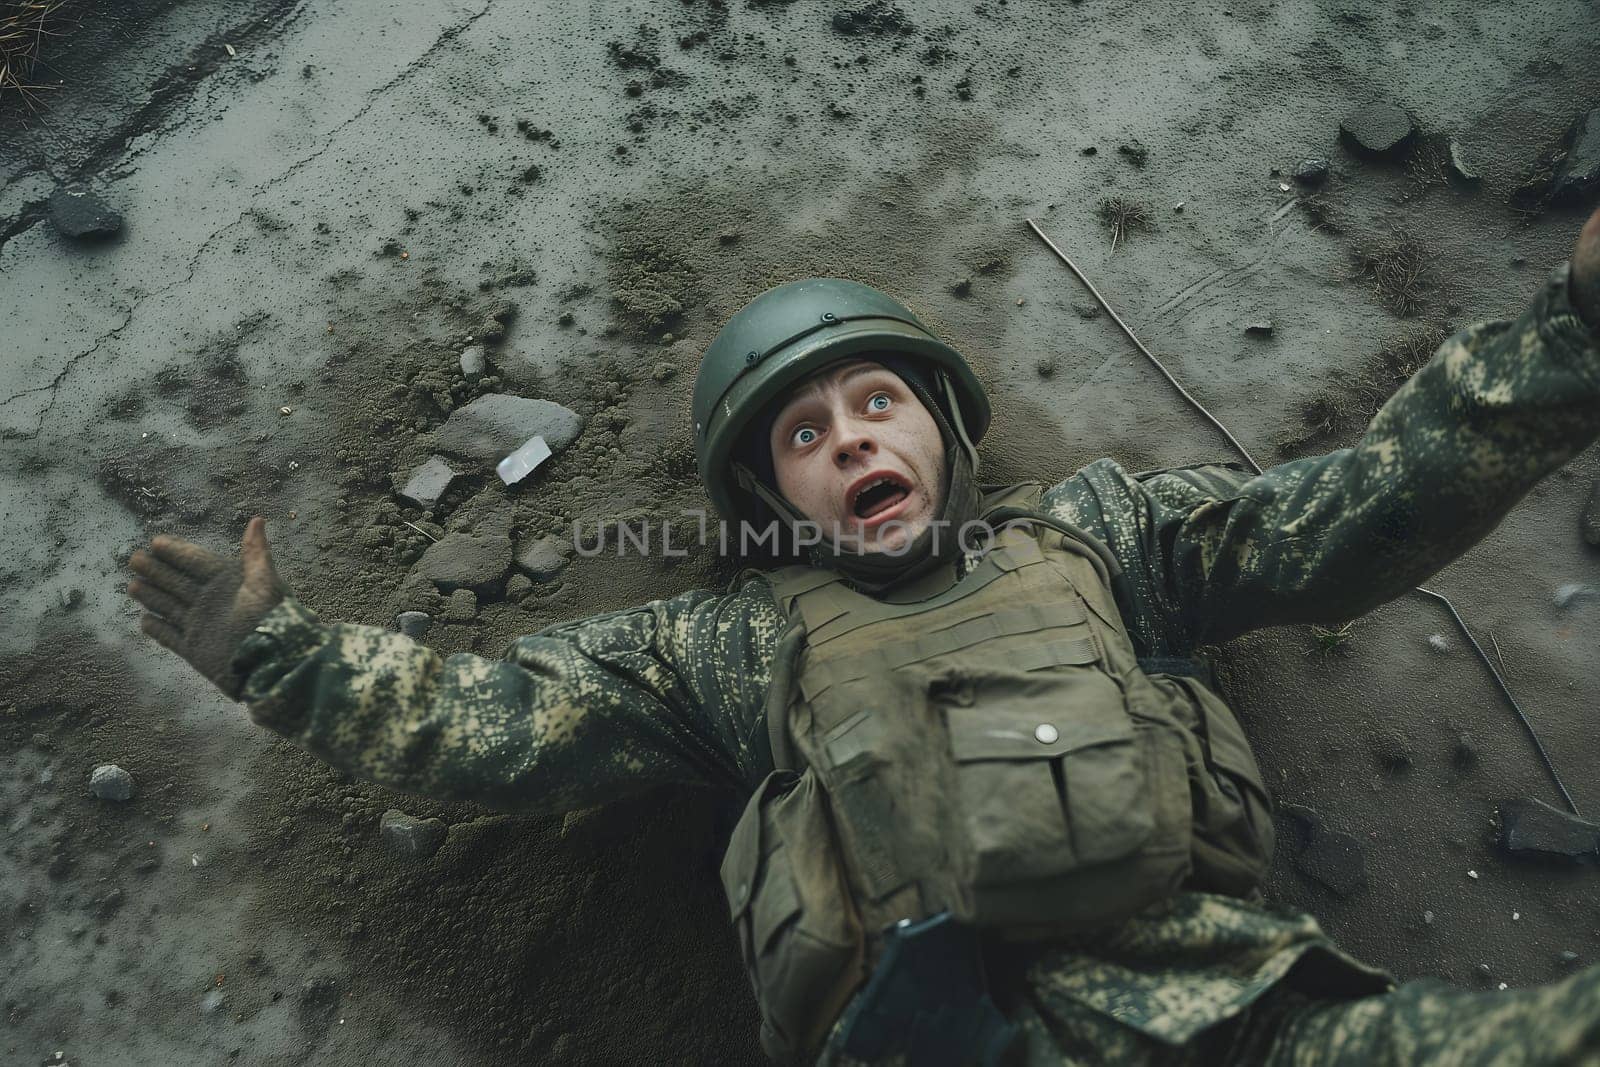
left=1035, top=723, right=1059, bottom=744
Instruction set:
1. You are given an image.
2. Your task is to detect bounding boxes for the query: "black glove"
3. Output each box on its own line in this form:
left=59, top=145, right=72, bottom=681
left=127, top=516, right=290, bottom=699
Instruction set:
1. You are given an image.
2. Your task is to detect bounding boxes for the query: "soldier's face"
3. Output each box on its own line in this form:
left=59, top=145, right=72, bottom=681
left=768, top=359, right=948, bottom=554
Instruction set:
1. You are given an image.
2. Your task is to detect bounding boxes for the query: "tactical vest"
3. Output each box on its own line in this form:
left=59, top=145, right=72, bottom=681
left=720, top=485, right=1275, bottom=1063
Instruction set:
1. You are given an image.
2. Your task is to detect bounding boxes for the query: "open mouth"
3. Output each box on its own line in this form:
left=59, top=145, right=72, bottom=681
left=849, top=472, right=912, bottom=520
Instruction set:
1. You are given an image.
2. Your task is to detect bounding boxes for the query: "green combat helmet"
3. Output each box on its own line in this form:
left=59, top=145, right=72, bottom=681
left=693, top=277, right=991, bottom=523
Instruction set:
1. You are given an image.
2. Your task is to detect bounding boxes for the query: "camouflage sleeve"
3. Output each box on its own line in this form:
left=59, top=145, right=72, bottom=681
left=1043, top=265, right=1600, bottom=649
left=233, top=575, right=787, bottom=813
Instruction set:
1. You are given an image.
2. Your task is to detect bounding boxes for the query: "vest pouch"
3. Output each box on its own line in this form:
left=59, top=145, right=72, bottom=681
left=932, top=664, right=1193, bottom=931
left=940, top=667, right=1151, bottom=884
left=720, top=769, right=866, bottom=1064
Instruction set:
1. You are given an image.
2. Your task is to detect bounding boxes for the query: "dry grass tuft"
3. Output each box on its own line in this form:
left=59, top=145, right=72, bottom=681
left=1, top=0, right=67, bottom=111
left=1352, top=229, right=1434, bottom=317
left=1097, top=197, right=1150, bottom=252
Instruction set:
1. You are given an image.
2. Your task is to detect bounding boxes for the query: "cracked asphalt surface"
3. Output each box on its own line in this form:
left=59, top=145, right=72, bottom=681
left=3, top=1, right=1599, bottom=1063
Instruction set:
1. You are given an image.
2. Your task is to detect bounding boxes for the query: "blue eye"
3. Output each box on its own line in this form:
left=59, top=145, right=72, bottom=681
left=868, top=393, right=891, bottom=412
left=793, top=427, right=817, bottom=446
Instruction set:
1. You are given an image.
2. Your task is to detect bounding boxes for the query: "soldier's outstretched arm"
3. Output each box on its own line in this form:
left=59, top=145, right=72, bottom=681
left=1046, top=205, right=1600, bottom=650
left=130, top=522, right=777, bottom=813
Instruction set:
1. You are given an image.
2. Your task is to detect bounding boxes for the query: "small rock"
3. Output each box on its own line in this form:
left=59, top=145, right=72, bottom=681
left=431, top=394, right=583, bottom=465
left=1553, top=583, right=1597, bottom=609
left=379, top=810, right=448, bottom=860
left=395, top=455, right=457, bottom=510
left=416, top=531, right=510, bottom=593
left=49, top=184, right=123, bottom=239
left=443, top=588, right=478, bottom=622
left=514, top=534, right=574, bottom=581
left=395, top=611, right=432, bottom=638
left=1447, top=138, right=1479, bottom=182
left=1581, top=479, right=1600, bottom=547
left=201, top=989, right=227, bottom=1014
left=1244, top=321, right=1274, bottom=337
left=650, top=361, right=677, bottom=383
left=1423, top=909, right=1434, bottom=924
left=1339, top=100, right=1415, bottom=157
left=1498, top=797, right=1600, bottom=864
left=1279, top=804, right=1368, bottom=898
left=1559, top=950, right=1581, bottom=967
left=949, top=277, right=972, bottom=298
left=89, top=765, right=134, bottom=802
left=1554, top=109, right=1600, bottom=205
left=506, top=573, right=534, bottom=600
left=1034, top=357, right=1057, bottom=379
left=1292, top=158, right=1330, bottom=185
left=459, top=345, right=487, bottom=377
left=59, top=588, right=84, bottom=610
left=1427, top=633, right=1450, bottom=653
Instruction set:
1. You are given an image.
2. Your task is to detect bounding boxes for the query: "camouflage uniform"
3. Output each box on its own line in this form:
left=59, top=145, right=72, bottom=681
left=238, top=266, right=1600, bottom=1062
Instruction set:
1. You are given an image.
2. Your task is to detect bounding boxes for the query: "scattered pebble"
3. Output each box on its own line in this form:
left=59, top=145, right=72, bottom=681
left=1423, top=909, right=1434, bottom=924
left=49, top=183, right=123, bottom=239
left=459, top=345, right=487, bottom=377
left=1427, top=633, right=1450, bottom=652
left=1447, top=138, right=1479, bottom=182
left=514, top=534, right=575, bottom=582
left=379, top=810, right=448, bottom=860
left=89, top=764, right=134, bottom=802
left=1244, top=321, right=1274, bottom=337
left=1467, top=869, right=1479, bottom=879
left=1339, top=99, right=1416, bottom=156
left=1559, top=950, right=1581, bottom=967
left=395, top=611, right=432, bottom=638
left=395, top=455, right=457, bottom=510
left=1292, top=157, right=1330, bottom=185
left=1034, top=357, right=1057, bottom=379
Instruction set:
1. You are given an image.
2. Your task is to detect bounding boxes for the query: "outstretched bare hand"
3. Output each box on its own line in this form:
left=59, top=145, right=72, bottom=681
left=1572, top=203, right=1600, bottom=330
left=127, top=516, right=290, bottom=699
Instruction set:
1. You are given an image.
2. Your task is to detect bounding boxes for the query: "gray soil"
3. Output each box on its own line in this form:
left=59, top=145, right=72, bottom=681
left=3, top=1, right=1599, bottom=1063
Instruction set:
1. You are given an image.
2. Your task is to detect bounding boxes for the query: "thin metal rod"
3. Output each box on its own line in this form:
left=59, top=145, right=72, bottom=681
left=1026, top=218, right=1580, bottom=816
left=1414, top=585, right=1578, bottom=815
left=1025, top=218, right=1264, bottom=473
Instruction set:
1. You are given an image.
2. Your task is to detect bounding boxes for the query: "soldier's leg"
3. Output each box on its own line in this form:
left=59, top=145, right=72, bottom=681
left=1253, top=964, right=1600, bottom=1066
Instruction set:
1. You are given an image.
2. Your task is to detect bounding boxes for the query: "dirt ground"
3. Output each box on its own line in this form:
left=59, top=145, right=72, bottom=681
left=3, top=1, right=1599, bottom=1063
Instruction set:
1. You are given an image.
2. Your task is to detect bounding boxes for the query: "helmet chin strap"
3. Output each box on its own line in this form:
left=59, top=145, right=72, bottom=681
left=732, top=369, right=981, bottom=592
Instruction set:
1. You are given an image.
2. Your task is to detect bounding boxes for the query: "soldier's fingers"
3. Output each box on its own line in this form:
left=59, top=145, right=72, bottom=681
left=129, top=549, right=199, bottom=600
left=140, top=611, right=184, bottom=654
left=127, top=578, right=186, bottom=622
left=150, top=535, right=225, bottom=581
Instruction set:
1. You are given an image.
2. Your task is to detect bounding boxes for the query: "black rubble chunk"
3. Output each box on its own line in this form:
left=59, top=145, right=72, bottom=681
left=1280, top=804, right=1368, bottom=898
left=1244, top=320, right=1275, bottom=337
left=1555, top=109, right=1600, bottom=205
left=49, top=184, right=123, bottom=240
left=1498, top=797, right=1600, bottom=864
left=1340, top=100, right=1416, bottom=157
left=1582, top=478, right=1600, bottom=548
left=1292, top=158, right=1331, bottom=185
left=379, top=810, right=448, bottom=860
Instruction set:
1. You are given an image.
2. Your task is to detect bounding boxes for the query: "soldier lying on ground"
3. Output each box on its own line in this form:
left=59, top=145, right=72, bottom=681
left=129, top=204, right=1600, bottom=1065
